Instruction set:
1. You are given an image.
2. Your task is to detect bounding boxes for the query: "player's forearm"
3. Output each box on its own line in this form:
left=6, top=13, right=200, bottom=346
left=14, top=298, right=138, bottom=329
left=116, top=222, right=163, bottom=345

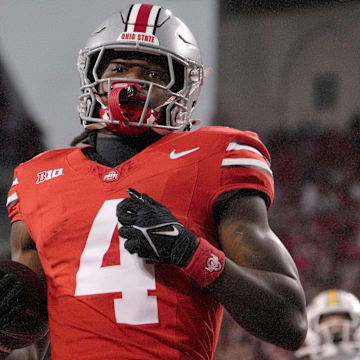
left=3, top=334, right=50, bottom=360
left=1, top=348, right=36, bottom=360
left=206, top=258, right=307, bottom=351
left=3, top=348, right=36, bottom=360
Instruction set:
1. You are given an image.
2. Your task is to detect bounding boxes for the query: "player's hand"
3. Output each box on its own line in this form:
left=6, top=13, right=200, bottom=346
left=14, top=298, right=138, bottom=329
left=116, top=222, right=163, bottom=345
left=116, top=188, right=199, bottom=267
left=0, top=271, right=25, bottom=330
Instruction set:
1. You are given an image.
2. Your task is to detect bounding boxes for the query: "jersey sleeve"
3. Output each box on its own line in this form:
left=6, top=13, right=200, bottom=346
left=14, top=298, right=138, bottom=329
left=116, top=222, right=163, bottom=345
left=211, top=130, right=274, bottom=209
left=6, top=168, right=22, bottom=224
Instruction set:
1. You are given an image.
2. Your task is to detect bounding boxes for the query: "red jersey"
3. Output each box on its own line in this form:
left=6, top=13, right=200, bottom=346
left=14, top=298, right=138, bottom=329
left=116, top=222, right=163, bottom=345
left=7, top=126, right=274, bottom=360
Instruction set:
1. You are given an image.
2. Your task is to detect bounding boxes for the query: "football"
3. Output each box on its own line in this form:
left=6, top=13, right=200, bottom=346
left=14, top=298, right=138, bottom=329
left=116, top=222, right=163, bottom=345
left=0, top=260, right=48, bottom=352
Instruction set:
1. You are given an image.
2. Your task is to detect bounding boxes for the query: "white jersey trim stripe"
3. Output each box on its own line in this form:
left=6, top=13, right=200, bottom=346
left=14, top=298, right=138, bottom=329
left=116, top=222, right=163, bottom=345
left=226, top=142, right=263, bottom=157
left=6, top=192, right=18, bottom=207
left=12, top=177, right=18, bottom=186
left=222, top=158, right=273, bottom=175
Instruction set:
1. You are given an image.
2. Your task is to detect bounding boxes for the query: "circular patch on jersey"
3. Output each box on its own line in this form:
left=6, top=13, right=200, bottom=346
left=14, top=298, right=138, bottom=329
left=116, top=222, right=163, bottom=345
left=103, top=170, right=120, bottom=182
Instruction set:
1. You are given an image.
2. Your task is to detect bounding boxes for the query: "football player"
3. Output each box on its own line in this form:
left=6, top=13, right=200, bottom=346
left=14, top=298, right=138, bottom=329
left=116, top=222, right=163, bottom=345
left=295, top=289, right=360, bottom=360
left=2, top=3, right=307, bottom=359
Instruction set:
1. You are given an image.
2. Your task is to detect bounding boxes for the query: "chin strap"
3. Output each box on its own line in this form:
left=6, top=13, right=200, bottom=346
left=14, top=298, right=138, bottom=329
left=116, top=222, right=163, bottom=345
left=96, top=83, right=158, bottom=135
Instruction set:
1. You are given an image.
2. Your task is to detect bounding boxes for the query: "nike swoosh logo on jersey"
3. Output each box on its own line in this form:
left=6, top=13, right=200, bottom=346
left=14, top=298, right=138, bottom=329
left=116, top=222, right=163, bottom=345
left=152, top=226, right=180, bottom=236
left=170, top=147, right=200, bottom=159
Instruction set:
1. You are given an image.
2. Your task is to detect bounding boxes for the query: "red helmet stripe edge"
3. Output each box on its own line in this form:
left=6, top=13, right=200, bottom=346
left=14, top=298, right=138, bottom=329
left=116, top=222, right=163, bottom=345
left=134, top=4, right=153, bottom=32
left=126, top=4, right=162, bottom=35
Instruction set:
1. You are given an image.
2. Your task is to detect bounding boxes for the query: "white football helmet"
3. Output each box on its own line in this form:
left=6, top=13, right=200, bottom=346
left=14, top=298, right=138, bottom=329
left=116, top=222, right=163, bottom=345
left=77, top=3, right=205, bottom=135
left=295, top=289, right=360, bottom=360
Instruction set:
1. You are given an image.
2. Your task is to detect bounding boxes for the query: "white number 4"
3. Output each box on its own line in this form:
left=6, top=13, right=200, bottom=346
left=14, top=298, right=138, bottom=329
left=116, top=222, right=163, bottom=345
left=75, top=199, right=159, bottom=325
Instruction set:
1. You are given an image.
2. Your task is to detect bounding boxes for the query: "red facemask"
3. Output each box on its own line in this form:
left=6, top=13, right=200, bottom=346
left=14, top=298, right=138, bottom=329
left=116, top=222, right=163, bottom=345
left=99, top=82, right=161, bottom=135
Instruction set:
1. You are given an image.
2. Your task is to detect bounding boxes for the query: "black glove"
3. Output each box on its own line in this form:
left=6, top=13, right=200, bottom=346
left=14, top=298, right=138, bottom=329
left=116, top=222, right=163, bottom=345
left=0, top=271, right=25, bottom=329
left=117, top=188, right=199, bottom=267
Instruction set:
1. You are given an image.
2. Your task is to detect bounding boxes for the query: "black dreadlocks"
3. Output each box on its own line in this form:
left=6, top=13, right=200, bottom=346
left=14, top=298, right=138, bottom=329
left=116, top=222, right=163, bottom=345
left=70, top=129, right=98, bottom=147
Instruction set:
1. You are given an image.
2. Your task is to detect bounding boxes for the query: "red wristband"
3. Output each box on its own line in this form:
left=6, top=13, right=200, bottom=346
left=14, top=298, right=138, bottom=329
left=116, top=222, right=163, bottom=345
left=184, top=237, right=225, bottom=287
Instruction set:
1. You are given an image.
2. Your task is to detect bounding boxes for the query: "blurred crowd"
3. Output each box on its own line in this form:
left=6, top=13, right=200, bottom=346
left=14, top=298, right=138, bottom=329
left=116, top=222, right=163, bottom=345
left=215, top=121, right=360, bottom=360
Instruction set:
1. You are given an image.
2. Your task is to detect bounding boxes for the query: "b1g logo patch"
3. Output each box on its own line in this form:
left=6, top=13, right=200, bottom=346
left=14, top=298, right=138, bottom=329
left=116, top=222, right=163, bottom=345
left=36, top=168, right=64, bottom=184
